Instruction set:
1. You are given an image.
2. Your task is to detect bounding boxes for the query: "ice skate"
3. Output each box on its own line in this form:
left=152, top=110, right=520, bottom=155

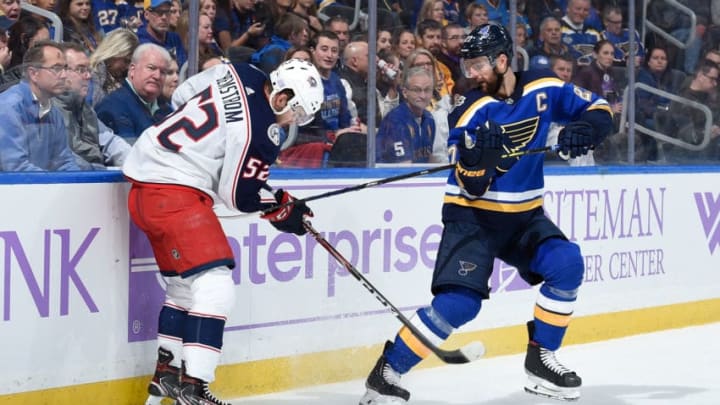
left=359, top=341, right=410, bottom=405
left=145, top=347, right=181, bottom=405
left=177, top=374, right=231, bottom=405
left=524, top=322, right=581, bottom=401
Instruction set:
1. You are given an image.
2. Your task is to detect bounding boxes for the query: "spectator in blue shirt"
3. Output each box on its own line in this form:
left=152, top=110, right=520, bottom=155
left=278, top=31, right=361, bottom=167
left=475, top=0, right=509, bottom=27
left=377, top=67, right=436, bottom=164
left=0, top=41, right=81, bottom=171
left=137, top=0, right=187, bottom=67
left=251, top=13, right=309, bottom=75
left=600, top=5, right=644, bottom=67
left=95, top=43, right=173, bottom=144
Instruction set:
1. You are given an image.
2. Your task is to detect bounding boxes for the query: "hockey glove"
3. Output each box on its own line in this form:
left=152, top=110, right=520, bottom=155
left=458, top=121, right=505, bottom=168
left=455, top=121, right=505, bottom=196
left=261, top=189, right=313, bottom=235
left=558, top=121, right=595, bottom=158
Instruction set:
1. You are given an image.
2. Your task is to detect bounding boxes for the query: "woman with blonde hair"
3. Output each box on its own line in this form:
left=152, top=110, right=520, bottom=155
left=403, top=48, right=452, bottom=99
left=89, top=28, right=139, bottom=106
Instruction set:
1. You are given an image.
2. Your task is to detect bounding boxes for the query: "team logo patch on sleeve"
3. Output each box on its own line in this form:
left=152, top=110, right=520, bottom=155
left=458, top=260, right=477, bottom=276
left=267, top=123, right=281, bottom=146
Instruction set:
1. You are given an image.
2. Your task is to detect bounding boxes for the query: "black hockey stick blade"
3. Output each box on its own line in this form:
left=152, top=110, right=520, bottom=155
left=303, top=220, right=485, bottom=364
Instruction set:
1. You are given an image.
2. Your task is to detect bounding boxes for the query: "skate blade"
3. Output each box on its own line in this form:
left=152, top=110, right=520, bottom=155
left=524, top=376, right=580, bottom=402
left=359, top=388, right=408, bottom=405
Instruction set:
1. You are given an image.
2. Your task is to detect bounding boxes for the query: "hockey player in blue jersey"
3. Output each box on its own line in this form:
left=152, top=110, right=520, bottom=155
left=359, top=23, right=614, bottom=404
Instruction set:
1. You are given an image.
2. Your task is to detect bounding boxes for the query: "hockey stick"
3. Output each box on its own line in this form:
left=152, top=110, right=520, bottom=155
left=302, top=220, right=486, bottom=364
left=260, top=144, right=559, bottom=215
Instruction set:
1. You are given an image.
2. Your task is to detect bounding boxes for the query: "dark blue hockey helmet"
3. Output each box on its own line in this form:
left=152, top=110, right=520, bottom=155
left=460, top=23, right=514, bottom=65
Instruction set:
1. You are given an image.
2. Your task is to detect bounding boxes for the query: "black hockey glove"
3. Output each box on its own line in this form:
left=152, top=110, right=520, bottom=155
left=261, top=189, right=313, bottom=235
left=558, top=121, right=595, bottom=158
left=455, top=121, right=505, bottom=196
left=458, top=121, right=505, bottom=169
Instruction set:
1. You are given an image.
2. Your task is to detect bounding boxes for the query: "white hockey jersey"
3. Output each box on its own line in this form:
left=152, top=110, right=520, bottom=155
left=123, top=62, right=282, bottom=213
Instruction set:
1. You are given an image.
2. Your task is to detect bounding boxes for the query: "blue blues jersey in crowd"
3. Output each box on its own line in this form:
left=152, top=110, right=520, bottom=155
left=602, top=29, right=645, bottom=65
left=310, top=71, right=350, bottom=131
left=560, top=17, right=601, bottom=65
left=475, top=0, right=509, bottom=27
left=443, top=70, right=613, bottom=222
left=137, top=25, right=188, bottom=67
left=376, top=102, right=435, bottom=163
left=93, top=0, right=144, bottom=33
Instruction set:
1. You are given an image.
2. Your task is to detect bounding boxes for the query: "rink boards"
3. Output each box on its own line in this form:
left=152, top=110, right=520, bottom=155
left=0, top=167, right=719, bottom=404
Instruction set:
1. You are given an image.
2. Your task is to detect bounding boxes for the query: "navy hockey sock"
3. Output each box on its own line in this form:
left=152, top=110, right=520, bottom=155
left=385, top=287, right=482, bottom=373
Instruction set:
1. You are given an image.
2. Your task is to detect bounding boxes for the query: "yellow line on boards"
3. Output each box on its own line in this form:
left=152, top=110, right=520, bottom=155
left=2, top=298, right=718, bottom=404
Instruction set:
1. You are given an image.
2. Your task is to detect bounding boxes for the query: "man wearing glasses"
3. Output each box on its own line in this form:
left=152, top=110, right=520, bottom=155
left=600, top=5, right=644, bottom=67
left=436, top=23, right=465, bottom=82
left=53, top=42, right=131, bottom=169
left=0, top=40, right=80, bottom=171
left=665, top=59, right=720, bottom=162
left=137, top=0, right=187, bottom=67
left=376, top=67, right=436, bottom=163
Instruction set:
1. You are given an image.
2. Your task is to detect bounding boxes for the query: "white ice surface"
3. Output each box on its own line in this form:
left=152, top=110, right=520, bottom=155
left=234, top=322, right=720, bottom=404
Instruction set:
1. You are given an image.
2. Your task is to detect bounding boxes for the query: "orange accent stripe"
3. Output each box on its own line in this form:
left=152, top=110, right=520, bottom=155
left=534, top=305, right=572, bottom=327
left=398, top=326, right=432, bottom=359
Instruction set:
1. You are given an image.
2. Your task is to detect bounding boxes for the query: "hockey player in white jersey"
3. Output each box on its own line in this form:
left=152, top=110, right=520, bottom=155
left=359, top=24, right=614, bottom=404
left=123, top=59, right=323, bottom=405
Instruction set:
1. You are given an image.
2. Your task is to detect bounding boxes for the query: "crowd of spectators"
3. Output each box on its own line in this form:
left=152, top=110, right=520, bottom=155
left=0, top=0, right=719, bottom=171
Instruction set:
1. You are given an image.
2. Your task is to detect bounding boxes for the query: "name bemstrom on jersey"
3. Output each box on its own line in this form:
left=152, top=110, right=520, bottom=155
left=216, top=71, right=245, bottom=123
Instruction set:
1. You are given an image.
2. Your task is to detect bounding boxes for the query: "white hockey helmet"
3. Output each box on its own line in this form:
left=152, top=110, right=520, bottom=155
left=269, top=59, right=324, bottom=126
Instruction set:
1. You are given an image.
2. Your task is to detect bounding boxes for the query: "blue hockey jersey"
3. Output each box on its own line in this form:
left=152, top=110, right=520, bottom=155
left=443, top=70, right=613, bottom=221
left=93, top=0, right=144, bottom=34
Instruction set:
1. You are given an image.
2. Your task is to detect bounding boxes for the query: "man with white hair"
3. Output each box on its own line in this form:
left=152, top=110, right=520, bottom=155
left=560, top=0, right=601, bottom=65
left=95, top=43, right=173, bottom=144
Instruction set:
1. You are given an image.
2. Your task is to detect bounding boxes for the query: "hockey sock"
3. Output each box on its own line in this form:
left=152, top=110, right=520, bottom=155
left=529, top=238, right=583, bottom=350
left=386, top=287, right=482, bottom=373
left=157, top=304, right=188, bottom=368
left=183, top=267, right=234, bottom=382
left=532, top=285, right=576, bottom=350
left=183, top=315, right=225, bottom=382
